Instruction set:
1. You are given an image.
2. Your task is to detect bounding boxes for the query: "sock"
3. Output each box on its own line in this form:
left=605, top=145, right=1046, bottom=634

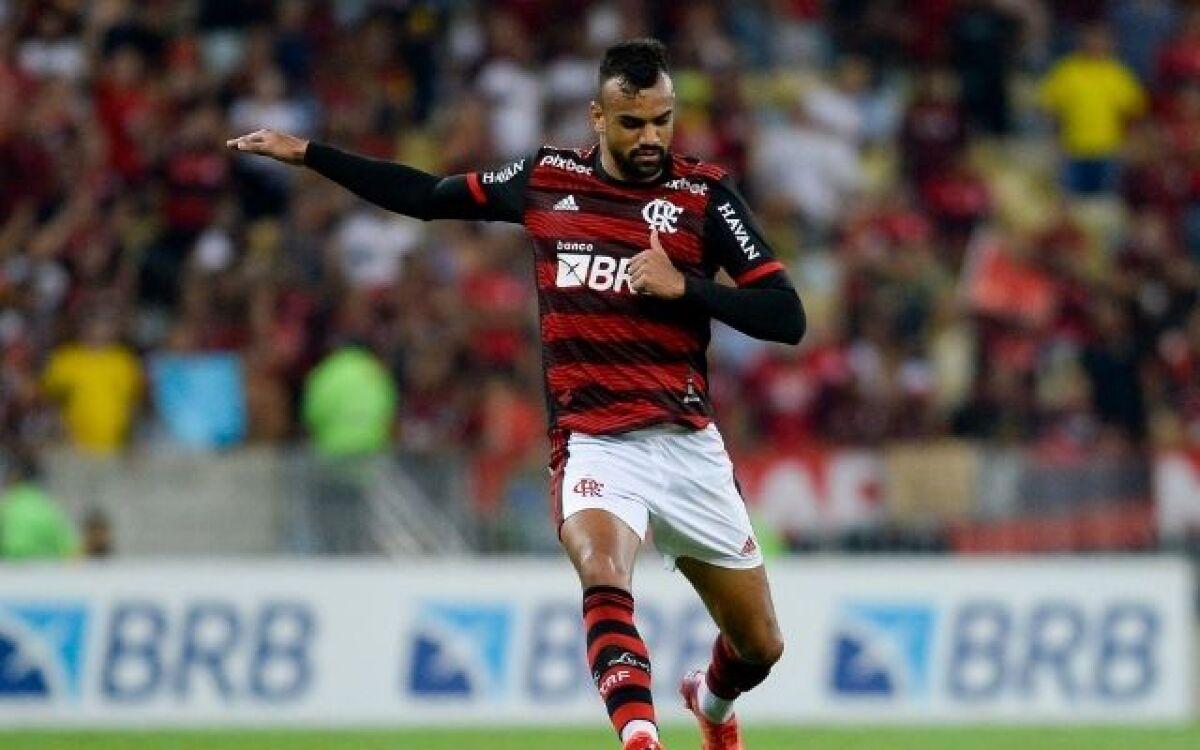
left=703, top=634, right=774, bottom=722
left=620, top=719, right=658, bottom=743
left=699, top=678, right=736, bottom=724
left=583, top=585, right=657, bottom=740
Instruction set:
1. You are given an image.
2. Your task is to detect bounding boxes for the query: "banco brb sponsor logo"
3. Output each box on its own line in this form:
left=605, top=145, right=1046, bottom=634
left=0, top=603, right=88, bottom=700
left=828, top=598, right=1165, bottom=705
left=829, top=602, right=935, bottom=698
left=406, top=603, right=512, bottom=699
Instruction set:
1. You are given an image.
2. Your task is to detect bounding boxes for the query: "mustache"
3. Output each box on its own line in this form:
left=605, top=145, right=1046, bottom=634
left=631, top=147, right=664, bottom=157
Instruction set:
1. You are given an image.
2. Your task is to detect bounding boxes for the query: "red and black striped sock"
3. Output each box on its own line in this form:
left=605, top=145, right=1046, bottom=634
left=706, top=633, right=773, bottom=700
left=583, top=585, right=656, bottom=738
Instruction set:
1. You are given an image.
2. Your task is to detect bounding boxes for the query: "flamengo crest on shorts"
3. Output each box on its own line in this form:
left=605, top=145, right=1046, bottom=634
left=573, top=477, right=604, bottom=497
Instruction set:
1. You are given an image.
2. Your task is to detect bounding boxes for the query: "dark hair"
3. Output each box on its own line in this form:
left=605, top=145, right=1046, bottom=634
left=598, top=38, right=670, bottom=96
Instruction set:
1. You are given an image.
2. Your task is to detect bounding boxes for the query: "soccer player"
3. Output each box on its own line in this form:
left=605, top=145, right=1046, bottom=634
left=228, top=38, right=804, bottom=750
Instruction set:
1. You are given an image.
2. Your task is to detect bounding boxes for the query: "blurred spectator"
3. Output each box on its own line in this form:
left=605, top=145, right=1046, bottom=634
left=803, top=56, right=869, bottom=144
left=94, top=44, right=160, bottom=184
left=950, top=0, right=1022, bottom=136
left=1081, top=299, right=1148, bottom=442
left=753, top=95, right=862, bottom=240
left=148, top=349, right=247, bottom=449
left=81, top=507, right=114, bottom=557
left=475, top=12, right=542, bottom=160
left=468, top=375, right=543, bottom=539
left=1156, top=7, right=1200, bottom=93
left=0, top=448, right=78, bottom=560
left=17, top=4, right=85, bottom=82
left=900, top=68, right=967, bottom=187
left=1110, top=0, right=1179, bottom=83
left=1039, top=23, right=1146, bottom=196
left=2, top=1, right=1199, bottom=553
left=300, top=341, right=398, bottom=553
left=919, top=153, right=992, bottom=252
left=41, top=308, right=142, bottom=455
left=303, top=342, right=397, bottom=458
left=332, top=205, right=424, bottom=291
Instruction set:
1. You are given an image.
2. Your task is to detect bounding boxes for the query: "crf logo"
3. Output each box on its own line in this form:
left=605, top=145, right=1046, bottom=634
left=597, top=669, right=630, bottom=698
left=573, top=478, right=604, bottom=497
left=642, top=198, right=683, bottom=234
left=556, top=254, right=632, bottom=293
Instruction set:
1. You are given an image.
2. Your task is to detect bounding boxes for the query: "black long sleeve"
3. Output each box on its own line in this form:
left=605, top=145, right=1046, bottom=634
left=683, top=272, right=806, bottom=344
left=302, top=142, right=527, bottom=222
left=304, top=142, right=443, bottom=218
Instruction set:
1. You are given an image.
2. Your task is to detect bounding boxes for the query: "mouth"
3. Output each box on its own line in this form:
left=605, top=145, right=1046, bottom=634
left=632, top=150, right=662, bottom=163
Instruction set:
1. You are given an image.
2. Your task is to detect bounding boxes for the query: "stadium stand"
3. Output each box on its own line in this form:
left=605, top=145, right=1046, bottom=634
left=1, top=0, right=1199, bottom=557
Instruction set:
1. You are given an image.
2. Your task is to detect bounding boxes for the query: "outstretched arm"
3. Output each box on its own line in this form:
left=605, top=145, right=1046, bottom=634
left=225, top=129, right=527, bottom=223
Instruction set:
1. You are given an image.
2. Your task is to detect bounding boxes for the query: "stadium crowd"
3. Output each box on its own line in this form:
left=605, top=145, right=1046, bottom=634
left=2, top=0, right=1200, bottom=552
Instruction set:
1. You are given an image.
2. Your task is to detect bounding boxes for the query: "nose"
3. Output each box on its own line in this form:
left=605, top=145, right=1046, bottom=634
left=638, top=124, right=661, bottom=147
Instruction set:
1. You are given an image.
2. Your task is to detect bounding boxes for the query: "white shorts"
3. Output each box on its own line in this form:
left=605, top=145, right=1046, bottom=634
left=551, top=423, right=764, bottom=571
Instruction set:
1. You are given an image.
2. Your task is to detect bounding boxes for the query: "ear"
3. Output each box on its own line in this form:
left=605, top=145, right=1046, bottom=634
left=589, top=100, right=604, bottom=135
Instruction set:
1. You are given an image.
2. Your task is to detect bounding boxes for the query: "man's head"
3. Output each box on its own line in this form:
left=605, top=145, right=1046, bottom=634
left=1079, top=23, right=1114, bottom=58
left=591, top=38, right=674, bottom=181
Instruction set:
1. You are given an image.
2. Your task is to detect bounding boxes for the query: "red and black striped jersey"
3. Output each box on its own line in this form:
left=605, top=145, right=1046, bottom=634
left=463, top=145, right=787, bottom=435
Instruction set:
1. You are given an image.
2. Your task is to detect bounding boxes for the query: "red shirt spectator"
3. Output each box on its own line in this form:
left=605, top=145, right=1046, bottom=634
left=94, top=47, right=159, bottom=184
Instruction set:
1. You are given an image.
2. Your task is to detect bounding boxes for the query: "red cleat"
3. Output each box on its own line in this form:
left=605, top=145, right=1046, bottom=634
left=680, top=670, right=744, bottom=750
left=623, top=731, right=665, bottom=750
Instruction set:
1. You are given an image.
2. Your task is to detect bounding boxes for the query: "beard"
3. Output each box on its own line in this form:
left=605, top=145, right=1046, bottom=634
left=612, top=144, right=667, bottom=180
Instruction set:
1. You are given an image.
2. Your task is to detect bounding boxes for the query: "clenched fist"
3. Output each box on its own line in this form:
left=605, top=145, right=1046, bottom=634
left=629, top=230, right=686, bottom=299
left=225, top=129, right=309, bottom=165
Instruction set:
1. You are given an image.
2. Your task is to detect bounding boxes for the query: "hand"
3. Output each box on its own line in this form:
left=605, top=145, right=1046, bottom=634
left=225, top=129, right=309, bottom=165
left=629, top=230, right=686, bottom=299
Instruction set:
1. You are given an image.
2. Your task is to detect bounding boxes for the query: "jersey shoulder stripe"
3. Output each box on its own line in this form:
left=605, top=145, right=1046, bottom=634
left=670, top=154, right=728, bottom=183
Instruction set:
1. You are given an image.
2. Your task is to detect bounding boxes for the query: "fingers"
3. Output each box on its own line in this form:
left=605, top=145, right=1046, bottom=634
left=225, top=129, right=271, bottom=152
left=629, top=268, right=647, bottom=294
left=649, top=228, right=663, bottom=252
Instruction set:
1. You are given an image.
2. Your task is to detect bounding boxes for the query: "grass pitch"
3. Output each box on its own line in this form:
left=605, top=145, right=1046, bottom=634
left=4, top=726, right=1199, bottom=750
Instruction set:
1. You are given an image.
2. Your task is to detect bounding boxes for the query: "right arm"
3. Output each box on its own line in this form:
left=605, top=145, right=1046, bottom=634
left=226, top=129, right=528, bottom=223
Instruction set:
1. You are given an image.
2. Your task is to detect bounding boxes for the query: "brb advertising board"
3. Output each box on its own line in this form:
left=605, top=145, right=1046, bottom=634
left=0, top=557, right=1191, bottom=726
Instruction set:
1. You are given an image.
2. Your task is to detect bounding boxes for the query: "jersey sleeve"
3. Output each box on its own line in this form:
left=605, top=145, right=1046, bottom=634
left=302, top=142, right=530, bottom=224
left=704, top=176, right=788, bottom=286
left=457, top=154, right=533, bottom=223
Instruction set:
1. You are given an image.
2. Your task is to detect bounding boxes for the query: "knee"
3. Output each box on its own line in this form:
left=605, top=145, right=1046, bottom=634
left=733, top=630, right=785, bottom=667
left=573, top=550, right=633, bottom=590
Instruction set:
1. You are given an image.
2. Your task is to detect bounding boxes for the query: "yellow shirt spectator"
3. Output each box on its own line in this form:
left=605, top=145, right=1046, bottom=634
left=1039, top=52, right=1145, bottom=159
left=43, top=343, right=143, bottom=454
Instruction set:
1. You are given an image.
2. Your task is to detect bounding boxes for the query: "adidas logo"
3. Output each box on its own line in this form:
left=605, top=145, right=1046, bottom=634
left=553, top=195, right=580, bottom=211
left=741, top=536, right=758, bottom=555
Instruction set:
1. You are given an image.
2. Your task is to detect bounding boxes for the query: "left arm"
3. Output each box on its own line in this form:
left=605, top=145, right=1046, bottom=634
left=682, top=272, right=805, bottom=345
left=628, top=177, right=806, bottom=345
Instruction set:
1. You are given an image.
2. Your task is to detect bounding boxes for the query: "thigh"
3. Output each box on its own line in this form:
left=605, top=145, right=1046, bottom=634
left=555, top=433, right=657, bottom=588
left=676, top=557, right=783, bottom=660
left=560, top=509, right=644, bottom=589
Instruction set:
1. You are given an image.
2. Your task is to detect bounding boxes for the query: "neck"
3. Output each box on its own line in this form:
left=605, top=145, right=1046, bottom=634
left=598, top=144, right=662, bottom=183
